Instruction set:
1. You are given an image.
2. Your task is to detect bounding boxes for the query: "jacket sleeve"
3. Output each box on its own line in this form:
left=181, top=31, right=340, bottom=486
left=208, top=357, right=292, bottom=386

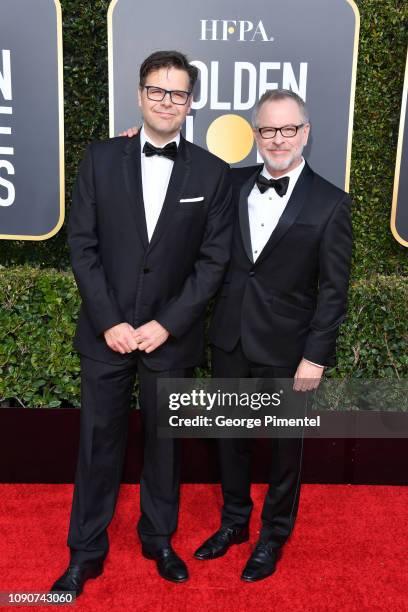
left=303, top=194, right=353, bottom=366
left=155, top=165, right=233, bottom=338
left=68, top=143, right=124, bottom=336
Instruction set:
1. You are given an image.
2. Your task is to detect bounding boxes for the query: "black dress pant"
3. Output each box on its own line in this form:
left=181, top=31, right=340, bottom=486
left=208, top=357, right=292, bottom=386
left=213, top=343, right=305, bottom=550
left=68, top=354, right=192, bottom=564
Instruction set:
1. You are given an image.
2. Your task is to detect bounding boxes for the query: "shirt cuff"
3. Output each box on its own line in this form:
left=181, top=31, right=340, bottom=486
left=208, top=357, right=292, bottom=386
left=303, top=358, right=325, bottom=368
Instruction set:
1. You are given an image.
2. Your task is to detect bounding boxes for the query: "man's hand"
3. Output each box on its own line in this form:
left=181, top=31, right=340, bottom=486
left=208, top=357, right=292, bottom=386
left=293, top=358, right=324, bottom=392
left=119, top=126, right=139, bottom=138
left=134, top=320, right=169, bottom=353
left=104, top=322, right=139, bottom=354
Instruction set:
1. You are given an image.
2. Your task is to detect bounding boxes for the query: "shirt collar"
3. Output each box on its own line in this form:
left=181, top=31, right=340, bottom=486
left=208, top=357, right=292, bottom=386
left=140, top=125, right=180, bottom=152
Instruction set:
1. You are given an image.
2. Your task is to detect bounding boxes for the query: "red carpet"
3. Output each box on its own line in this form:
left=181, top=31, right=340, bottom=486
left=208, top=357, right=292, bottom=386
left=0, top=484, right=407, bottom=611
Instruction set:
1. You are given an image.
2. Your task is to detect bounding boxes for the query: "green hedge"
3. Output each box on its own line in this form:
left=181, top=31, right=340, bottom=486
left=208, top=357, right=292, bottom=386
left=331, top=274, right=408, bottom=377
left=0, top=0, right=407, bottom=279
left=0, top=268, right=406, bottom=408
left=0, top=268, right=80, bottom=407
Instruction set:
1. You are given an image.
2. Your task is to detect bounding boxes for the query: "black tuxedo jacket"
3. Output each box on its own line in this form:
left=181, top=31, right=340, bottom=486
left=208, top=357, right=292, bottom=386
left=68, top=133, right=232, bottom=370
left=209, top=162, right=353, bottom=368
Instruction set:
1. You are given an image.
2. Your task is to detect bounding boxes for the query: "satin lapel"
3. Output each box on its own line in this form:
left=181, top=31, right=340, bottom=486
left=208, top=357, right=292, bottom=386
left=123, top=133, right=149, bottom=248
left=254, top=163, right=314, bottom=267
left=238, top=169, right=259, bottom=263
left=148, top=134, right=191, bottom=251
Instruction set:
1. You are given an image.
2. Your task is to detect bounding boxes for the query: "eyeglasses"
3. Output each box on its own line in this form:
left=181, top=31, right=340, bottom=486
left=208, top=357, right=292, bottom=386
left=143, top=85, right=191, bottom=105
left=257, top=124, right=305, bottom=139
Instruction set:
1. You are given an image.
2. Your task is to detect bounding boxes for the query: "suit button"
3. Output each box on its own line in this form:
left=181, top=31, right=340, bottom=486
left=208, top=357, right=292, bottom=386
left=143, top=267, right=150, bottom=274
left=249, top=271, right=255, bottom=277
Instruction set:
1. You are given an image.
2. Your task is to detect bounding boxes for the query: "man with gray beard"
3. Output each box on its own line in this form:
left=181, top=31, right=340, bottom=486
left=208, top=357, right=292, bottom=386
left=194, top=89, right=352, bottom=581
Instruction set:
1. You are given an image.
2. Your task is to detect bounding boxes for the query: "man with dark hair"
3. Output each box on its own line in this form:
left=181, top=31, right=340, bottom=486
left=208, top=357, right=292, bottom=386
left=51, top=50, right=232, bottom=595
left=139, top=49, right=198, bottom=91
left=193, top=89, right=353, bottom=581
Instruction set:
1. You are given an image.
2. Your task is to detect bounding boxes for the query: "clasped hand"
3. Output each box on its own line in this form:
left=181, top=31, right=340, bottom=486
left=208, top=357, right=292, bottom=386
left=104, top=320, right=169, bottom=354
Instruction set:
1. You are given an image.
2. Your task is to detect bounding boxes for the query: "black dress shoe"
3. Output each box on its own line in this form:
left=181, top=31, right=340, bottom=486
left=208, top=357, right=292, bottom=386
left=241, top=543, right=281, bottom=582
left=194, top=525, right=249, bottom=560
left=50, top=560, right=104, bottom=597
left=142, top=546, right=188, bottom=583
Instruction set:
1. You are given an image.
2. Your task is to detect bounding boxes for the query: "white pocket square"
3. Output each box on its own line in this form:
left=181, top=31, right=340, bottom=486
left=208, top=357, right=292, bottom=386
left=179, top=196, right=204, bottom=203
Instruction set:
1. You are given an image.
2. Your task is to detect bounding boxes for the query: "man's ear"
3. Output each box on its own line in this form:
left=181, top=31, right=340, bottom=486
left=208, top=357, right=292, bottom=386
left=303, top=123, right=311, bottom=146
left=137, top=87, right=142, bottom=108
left=185, top=95, right=193, bottom=114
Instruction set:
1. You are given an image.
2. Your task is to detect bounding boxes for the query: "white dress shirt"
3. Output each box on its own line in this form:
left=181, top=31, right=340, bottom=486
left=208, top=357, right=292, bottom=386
left=248, top=158, right=305, bottom=262
left=247, top=158, right=324, bottom=369
left=140, top=126, right=180, bottom=241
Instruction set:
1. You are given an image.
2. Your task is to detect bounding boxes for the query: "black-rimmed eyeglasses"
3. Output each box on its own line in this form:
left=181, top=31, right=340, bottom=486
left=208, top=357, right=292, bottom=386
left=143, top=85, right=191, bottom=105
left=257, top=124, right=305, bottom=139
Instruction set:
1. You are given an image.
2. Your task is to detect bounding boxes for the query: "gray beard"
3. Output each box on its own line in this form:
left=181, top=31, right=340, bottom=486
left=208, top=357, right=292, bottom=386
left=261, top=145, right=304, bottom=173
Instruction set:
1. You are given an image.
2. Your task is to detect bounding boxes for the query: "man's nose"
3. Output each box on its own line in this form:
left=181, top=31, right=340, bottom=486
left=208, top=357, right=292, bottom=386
left=272, top=130, right=285, bottom=145
left=161, top=92, right=173, bottom=106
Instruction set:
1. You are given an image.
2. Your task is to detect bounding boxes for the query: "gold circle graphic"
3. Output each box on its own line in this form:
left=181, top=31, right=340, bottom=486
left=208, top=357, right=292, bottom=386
left=206, top=114, right=254, bottom=164
left=228, top=26, right=235, bottom=34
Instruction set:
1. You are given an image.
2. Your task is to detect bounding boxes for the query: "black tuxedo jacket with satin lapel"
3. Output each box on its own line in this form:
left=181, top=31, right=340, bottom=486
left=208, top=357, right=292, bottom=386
left=68, top=133, right=232, bottom=370
left=210, top=162, right=353, bottom=368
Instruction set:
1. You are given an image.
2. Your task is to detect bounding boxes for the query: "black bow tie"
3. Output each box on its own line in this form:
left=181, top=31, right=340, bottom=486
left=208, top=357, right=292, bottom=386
left=143, top=141, right=178, bottom=161
left=256, top=174, right=290, bottom=197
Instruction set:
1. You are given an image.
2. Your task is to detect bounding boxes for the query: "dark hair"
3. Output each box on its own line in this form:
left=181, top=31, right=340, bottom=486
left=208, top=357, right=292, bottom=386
left=139, top=50, right=198, bottom=92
